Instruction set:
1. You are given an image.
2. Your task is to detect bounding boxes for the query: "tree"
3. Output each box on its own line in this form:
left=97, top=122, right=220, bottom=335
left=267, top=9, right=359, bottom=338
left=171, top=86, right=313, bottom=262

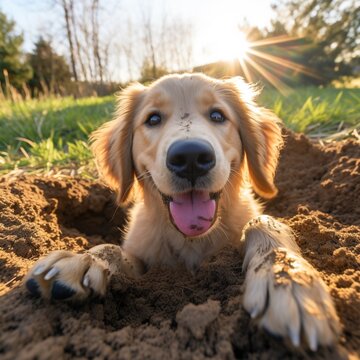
left=130, top=8, right=193, bottom=82
left=139, top=58, right=168, bottom=83
left=58, top=0, right=109, bottom=83
left=61, top=0, right=78, bottom=81
left=28, top=37, right=72, bottom=95
left=90, top=0, right=103, bottom=83
left=271, top=0, right=360, bottom=83
left=0, top=11, right=32, bottom=92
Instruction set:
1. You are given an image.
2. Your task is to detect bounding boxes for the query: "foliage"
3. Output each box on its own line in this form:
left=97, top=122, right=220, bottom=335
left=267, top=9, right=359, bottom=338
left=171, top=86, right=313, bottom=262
left=139, top=59, right=169, bottom=83
left=0, top=87, right=359, bottom=174
left=27, top=37, right=72, bottom=95
left=0, top=11, right=32, bottom=92
left=270, top=0, right=359, bottom=83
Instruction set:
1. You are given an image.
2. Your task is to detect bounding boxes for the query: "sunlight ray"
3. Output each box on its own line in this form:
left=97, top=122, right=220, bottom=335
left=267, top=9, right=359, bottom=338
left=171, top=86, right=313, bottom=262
left=251, top=35, right=303, bottom=48
left=238, top=57, right=253, bottom=83
left=244, top=55, right=292, bottom=95
left=247, top=48, right=321, bottom=80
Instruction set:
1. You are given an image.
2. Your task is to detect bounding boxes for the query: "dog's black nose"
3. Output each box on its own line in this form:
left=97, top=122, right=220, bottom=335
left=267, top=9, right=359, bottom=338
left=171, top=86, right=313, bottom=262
left=166, top=139, right=216, bottom=182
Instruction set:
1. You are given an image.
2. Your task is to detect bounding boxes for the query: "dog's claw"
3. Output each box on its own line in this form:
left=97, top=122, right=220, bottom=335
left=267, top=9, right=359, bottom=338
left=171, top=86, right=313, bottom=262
left=83, top=274, right=90, bottom=288
left=44, top=267, right=59, bottom=280
left=33, top=264, right=46, bottom=276
left=289, top=328, right=300, bottom=347
left=26, top=278, right=40, bottom=297
left=250, top=309, right=258, bottom=319
left=51, top=281, right=76, bottom=300
left=307, top=326, right=318, bottom=352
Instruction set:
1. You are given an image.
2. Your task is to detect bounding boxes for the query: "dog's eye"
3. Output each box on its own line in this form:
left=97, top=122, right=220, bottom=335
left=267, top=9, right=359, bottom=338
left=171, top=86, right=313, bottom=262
left=209, top=110, right=226, bottom=123
left=146, top=113, right=162, bottom=127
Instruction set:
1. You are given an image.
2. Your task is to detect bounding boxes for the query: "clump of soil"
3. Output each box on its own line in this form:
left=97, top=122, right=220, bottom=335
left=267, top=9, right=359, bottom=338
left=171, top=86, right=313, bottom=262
left=0, top=131, right=359, bottom=359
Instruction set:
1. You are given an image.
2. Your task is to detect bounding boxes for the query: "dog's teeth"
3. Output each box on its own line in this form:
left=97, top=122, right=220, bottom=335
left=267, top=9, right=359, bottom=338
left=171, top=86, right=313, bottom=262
left=83, top=274, right=90, bottom=288
left=44, top=267, right=59, bottom=280
left=33, top=264, right=46, bottom=275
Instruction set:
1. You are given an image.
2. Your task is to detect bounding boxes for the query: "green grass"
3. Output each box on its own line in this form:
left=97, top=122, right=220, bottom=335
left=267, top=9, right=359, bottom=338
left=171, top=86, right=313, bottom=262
left=0, top=87, right=359, bottom=174
left=0, top=96, right=114, bottom=174
left=258, top=87, right=360, bottom=135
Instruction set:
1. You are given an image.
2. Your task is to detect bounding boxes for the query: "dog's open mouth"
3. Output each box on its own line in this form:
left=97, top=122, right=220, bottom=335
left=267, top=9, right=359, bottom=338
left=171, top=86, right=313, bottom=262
left=162, top=190, right=221, bottom=237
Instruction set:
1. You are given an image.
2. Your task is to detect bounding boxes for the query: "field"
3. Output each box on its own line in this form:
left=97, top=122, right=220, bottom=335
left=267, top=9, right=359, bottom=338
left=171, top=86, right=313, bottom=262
left=0, top=87, right=359, bottom=174
left=0, top=86, right=359, bottom=359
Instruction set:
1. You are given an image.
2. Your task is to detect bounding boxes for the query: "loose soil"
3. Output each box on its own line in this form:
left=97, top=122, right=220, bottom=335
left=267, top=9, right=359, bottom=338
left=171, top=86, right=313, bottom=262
left=0, top=131, right=359, bottom=360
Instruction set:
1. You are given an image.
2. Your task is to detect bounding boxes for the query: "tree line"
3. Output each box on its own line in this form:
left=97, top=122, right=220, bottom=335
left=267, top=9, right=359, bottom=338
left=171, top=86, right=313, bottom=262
left=0, top=0, right=358, bottom=98
left=0, top=0, right=194, bottom=98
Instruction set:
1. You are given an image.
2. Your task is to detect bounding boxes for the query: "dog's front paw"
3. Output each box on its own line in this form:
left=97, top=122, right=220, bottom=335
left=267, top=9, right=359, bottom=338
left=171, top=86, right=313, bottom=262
left=24, top=250, right=110, bottom=301
left=243, top=248, right=341, bottom=351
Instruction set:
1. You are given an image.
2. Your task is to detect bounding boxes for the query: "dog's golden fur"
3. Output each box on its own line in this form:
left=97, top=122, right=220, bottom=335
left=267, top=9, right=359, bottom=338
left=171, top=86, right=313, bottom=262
left=25, top=74, right=341, bottom=351
left=91, top=74, right=282, bottom=268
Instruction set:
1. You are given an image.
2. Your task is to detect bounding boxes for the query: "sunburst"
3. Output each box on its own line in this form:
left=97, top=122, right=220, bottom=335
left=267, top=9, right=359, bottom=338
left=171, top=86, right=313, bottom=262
left=206, top=28, right=320, bottom=94
left=241, top=35, right=321, bottom=94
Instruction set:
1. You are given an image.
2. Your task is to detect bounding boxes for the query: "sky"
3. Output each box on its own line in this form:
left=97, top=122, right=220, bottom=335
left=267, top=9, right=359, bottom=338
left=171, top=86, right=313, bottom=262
left=1, top=0, right=275, bottom=81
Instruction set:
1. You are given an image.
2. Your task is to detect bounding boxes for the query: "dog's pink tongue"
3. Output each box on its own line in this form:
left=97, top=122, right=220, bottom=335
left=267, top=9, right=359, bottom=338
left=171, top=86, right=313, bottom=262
left=169, top=191, right=216, bottom=237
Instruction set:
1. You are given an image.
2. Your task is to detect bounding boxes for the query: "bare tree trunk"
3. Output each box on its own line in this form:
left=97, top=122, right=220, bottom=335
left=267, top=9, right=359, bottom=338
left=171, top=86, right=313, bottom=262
left=70, top=0, right=88, bottom=81
left=61, top=0, right=78, bottom=81
left=148, top=29, right=157, bottom=79
left=121, top=19, right=142, bottom=80
left=78, top=5, right=95, bottom=81
left=49, top=45, right=54, bottom=93
left=144, top=17, right=157, bottom=79
left=91, top=0, right=103, bottom=83
left=102, top=40, right=111, bottom=82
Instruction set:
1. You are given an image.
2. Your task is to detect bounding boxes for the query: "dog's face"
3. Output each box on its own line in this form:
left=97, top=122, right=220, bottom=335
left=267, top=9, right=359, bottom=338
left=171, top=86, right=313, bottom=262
left=91, top=74, right=283, bottom=238
left=131, top=76, right=243, bottom=236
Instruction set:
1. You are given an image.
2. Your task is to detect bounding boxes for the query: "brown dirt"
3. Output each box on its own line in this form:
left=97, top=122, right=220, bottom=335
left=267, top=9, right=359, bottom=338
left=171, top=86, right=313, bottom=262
left=0, top=131, right=359, bottom=360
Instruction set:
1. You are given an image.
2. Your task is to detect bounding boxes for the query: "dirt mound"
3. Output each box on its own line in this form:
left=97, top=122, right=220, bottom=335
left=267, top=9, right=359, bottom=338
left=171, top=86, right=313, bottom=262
left=0, top=131, right=359, bottom=359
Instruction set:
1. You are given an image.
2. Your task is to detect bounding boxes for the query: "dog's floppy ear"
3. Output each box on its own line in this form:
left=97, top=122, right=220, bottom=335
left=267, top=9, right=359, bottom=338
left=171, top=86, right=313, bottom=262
left=221, top=77, right=283, bottom=199
left=91, top=83, right=145, bottom=204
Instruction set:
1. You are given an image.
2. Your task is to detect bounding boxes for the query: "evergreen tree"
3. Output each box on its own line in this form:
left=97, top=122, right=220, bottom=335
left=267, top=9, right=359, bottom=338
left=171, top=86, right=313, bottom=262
left=0, top=11, right=32, bottom=92
left=28, top=37, right=72, bottom=95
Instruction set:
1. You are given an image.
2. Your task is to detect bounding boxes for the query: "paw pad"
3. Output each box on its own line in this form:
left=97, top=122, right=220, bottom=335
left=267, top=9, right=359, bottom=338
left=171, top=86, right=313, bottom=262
left=51, top=281, right=76, bottom=300
left=26, top=278, right=41, bottom=298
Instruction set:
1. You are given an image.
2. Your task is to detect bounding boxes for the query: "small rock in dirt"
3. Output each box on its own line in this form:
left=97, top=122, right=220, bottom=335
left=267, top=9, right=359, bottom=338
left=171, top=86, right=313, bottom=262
left=176, top=299, right=220, bottom=340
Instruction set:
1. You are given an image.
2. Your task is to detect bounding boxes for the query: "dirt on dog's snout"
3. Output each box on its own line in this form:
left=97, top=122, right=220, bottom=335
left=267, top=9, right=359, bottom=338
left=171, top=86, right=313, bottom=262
left=0, top=131, right=359, bottom=360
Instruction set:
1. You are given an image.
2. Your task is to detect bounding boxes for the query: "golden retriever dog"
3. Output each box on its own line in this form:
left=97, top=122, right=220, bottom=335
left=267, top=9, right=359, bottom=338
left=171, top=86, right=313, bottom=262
left=25, top=73, right=340, bottom=351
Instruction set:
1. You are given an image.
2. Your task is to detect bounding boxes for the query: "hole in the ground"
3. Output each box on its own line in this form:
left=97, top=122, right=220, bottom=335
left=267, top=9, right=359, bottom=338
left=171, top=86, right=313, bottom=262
left=62, top=202, right=128, bottom=244
left=36, top=179, right=129, bottom=244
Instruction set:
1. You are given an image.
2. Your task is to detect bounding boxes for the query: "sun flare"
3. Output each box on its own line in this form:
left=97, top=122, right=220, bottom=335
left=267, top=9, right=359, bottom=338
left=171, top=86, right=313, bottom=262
left=201, top=14, right=318, bottom=95
left=217, top=30, right=251, bottom=61
left=205, top=25, right=251, bottom=62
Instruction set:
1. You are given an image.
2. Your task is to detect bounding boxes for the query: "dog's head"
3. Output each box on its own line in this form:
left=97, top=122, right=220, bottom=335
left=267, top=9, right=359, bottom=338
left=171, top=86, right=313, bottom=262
left=91, top=74, right=283, bottom=238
